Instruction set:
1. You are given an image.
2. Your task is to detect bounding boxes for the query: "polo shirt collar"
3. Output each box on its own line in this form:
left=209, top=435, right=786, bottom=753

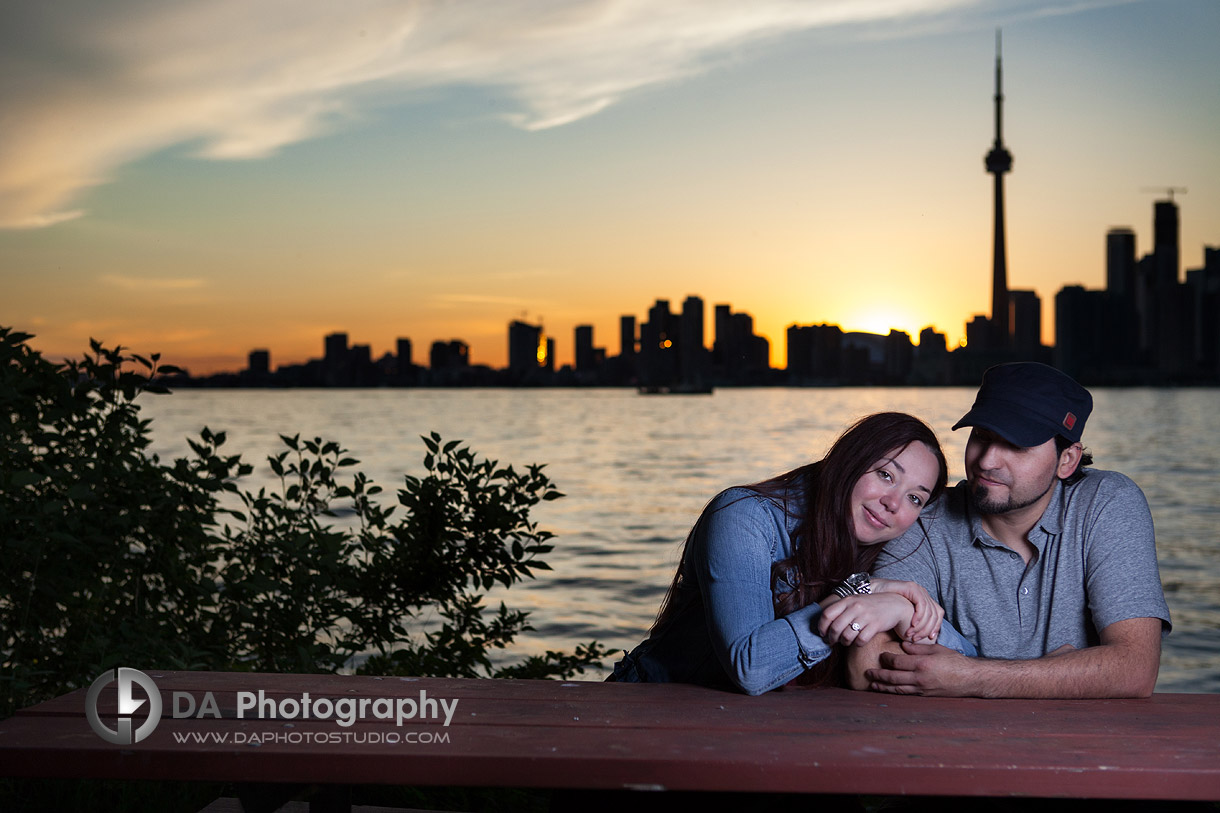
left=1036, top=480, right=1065, bottom=536
left=964, top=479, right=1065, bottom=552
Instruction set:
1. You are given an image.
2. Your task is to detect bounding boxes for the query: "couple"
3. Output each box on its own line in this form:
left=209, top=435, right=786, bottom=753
left=612, top=362, right=1171, bottom=698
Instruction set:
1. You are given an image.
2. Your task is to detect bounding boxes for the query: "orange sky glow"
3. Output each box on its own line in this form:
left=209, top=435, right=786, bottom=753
left=2, top=1, right=1217, bottom=374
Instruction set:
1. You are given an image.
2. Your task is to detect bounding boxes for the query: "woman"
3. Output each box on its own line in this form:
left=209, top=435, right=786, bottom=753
left=611, top=412, right=975, bottom=694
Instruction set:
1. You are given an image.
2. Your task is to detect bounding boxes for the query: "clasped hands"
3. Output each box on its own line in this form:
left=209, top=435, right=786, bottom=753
left=817, top=577, right=943, bottom=647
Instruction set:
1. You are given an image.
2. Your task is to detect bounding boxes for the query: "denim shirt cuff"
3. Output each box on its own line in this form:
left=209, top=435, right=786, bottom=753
left=784, top=603, right=835, bottom=668
left=936, top=619, right=978, bottom=657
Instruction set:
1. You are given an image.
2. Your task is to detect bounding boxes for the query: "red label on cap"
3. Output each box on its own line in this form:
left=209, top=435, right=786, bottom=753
left=1063, top=412, right=1077, bottom=431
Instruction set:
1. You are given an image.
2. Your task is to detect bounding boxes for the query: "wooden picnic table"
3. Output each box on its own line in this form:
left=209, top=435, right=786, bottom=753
left=1, top=670, right=1218, bottom=805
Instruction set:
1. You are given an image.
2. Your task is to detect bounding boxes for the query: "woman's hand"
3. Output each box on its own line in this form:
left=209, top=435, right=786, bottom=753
left=817, top=592, right=924, bottom=647
left=870, top=577, right=945, bottom=643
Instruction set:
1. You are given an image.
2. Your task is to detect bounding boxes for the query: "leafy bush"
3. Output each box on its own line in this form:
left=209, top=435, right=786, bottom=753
left=1, top=329, right=228, bottom=713
left=0, top=327, right=606, bottom=718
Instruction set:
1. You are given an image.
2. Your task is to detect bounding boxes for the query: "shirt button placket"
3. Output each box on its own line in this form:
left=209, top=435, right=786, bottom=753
left=1016, top=579, right=1030, bottom=624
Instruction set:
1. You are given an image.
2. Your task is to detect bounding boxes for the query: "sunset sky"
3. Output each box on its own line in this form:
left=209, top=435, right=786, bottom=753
left=2, top=0, right=1217, bottom=374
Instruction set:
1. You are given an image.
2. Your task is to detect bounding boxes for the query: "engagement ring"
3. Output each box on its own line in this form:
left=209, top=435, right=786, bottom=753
left=850, top=622, right=862, bottom=631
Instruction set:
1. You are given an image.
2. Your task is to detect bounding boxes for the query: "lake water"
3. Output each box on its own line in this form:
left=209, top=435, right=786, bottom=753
left=141, top=387, right=1220, bottom=692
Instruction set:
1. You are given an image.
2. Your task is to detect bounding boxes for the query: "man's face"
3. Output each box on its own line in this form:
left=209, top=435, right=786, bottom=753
left=964, top=427, right=1061, bottom=515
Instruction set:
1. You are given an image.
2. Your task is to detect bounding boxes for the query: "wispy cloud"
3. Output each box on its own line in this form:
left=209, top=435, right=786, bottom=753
left=2, top=210, right=86, bottom=230
left=1, top=0, right=1002, bottom=229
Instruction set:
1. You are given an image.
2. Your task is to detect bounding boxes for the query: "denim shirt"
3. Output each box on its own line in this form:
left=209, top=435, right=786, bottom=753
left=613, top=484, right=977, bottom=695
left=614, top=485, right=830, bottom=695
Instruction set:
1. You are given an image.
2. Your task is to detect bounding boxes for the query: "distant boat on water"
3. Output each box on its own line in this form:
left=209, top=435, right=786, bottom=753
left=637, top=383, right=713, bottom=395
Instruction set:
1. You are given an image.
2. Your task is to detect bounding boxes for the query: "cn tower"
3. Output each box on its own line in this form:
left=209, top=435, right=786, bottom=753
left=985, top=30, right=1012, bottom=347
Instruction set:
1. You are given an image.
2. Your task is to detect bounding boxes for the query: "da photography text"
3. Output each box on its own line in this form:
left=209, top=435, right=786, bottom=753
left=85, top=668, right=460, bottom=745
left=175, top=687, right=459, bottom=727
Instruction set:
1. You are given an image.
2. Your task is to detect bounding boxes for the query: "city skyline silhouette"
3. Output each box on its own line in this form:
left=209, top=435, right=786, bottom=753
left=171, top=187, right=1217, bottom=387
left=3, top=2, right=1218, bottom=375
left=162, top=34, right=1220, bottom=389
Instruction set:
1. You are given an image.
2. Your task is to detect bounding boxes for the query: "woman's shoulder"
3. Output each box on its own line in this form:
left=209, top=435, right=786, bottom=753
left=706, top=485, right=786, bottom=516
left=701, top=482, right=804, bottom=541
left=714, top=470, right=810, bottom=512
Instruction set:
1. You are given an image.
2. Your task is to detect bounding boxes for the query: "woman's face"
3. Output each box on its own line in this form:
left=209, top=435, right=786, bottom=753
left=849, top=442, right=940, bottom=546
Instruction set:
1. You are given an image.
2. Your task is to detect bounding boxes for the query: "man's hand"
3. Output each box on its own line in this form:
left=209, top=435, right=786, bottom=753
left=861, top=617, right=1162, bottom=698
left=865, top=642, right=974, bottom=696
left=840, top=578, right=944, bottom=691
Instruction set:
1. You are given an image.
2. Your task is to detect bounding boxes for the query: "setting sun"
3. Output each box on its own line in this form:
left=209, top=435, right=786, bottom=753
left=841, top=308, right=915, bottom=339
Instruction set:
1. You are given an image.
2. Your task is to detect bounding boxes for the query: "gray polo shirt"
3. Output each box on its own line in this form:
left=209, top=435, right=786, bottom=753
left=875, top=469, right=1171, bottom=659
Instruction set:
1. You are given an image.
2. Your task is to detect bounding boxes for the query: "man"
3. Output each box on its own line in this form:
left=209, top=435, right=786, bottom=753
left=847, top=362, right=1171, bottom=698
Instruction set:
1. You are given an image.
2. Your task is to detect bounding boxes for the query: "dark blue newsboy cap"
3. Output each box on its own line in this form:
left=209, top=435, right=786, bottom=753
left=952, top=362, right=1092, bottom=447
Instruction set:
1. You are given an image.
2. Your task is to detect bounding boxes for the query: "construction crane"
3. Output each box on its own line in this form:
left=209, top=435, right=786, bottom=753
left=1141, top=186, right=1188, bottom=202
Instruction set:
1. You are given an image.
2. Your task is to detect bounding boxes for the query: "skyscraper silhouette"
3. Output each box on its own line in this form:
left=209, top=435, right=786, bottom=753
left=574, top=324, right=595, bottom=372
left=508, top=320, right=546, bottom=383
left=985, top=30, right=1013, bottom=348
left=680, top=295, right=707, bottom=387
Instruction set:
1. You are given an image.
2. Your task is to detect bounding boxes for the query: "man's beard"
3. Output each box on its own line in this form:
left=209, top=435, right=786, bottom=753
left=968, top=476, right=1056, bottom=515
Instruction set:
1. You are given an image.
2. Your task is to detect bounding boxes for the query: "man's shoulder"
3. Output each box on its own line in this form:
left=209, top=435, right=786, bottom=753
left=1067, top=467, right=1141, bottom=492
left=1061, top=468, right=1147, bottom=507
left=1057, top=468, right=1151, bottom=524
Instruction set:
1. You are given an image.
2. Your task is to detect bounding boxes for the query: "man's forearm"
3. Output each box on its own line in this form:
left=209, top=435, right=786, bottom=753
left=936, top=640, right=1158, bottom=699
left=845, top=631, right=902, bottom=691
left=865, top=618, right=1162, bottom=699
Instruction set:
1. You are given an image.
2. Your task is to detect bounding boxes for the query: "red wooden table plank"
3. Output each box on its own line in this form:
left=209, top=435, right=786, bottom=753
left=1, top=714, right=1215, bottom=800
left=2, top=672, right=1218, bottom=800
left=25, top=672, right=1217, bottom=733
